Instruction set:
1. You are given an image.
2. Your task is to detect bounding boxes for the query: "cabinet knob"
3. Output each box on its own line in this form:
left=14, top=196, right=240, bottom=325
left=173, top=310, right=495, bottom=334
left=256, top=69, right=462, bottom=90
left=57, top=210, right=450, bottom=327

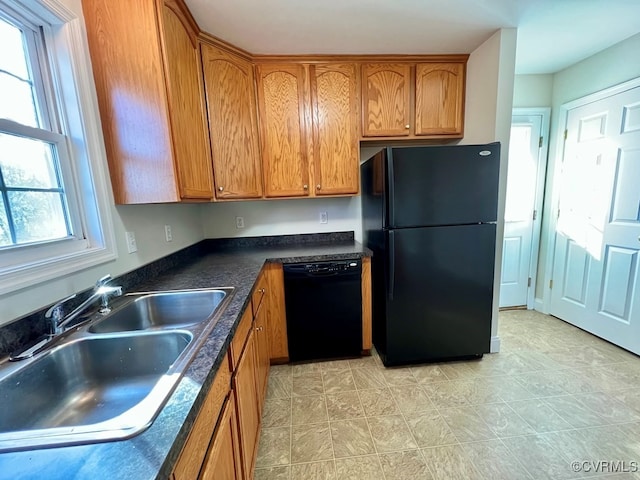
left=218, top=186, right=224, bottom=191
left=316, top=184, right=321, bottom=190
left=260, top=288, right=265, bottom=294
left=405, top=124, right=410, bottom=129
left=303, top=184, right=308, bottom=190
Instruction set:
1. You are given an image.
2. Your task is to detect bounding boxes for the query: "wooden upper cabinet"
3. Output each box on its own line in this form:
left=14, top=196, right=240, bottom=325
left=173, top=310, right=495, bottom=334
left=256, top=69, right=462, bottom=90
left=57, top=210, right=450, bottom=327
left=256, top=64, right=309, bottom=198
left=160, top=1, right=213, bottom=199
left=415, top=63, right=465, bottom=136
left=361, top=64, right=411, bottom=137
left=310, top=64, right=359, bottom=196
left=82, top=0, right=213, bottom=203
left=201, top=43, right=263, bottom=200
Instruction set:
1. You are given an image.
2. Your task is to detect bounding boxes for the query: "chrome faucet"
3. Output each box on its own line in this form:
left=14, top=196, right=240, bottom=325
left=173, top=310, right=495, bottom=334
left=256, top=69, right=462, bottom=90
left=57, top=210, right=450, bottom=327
left=9, top=275, right=123, bottom=361
left=46, top=275, right=123, bottom=335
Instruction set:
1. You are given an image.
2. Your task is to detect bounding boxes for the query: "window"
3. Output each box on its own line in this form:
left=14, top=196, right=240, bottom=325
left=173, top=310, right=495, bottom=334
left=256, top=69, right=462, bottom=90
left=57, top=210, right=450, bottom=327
left=0, top=0, right=115, bottom=294
left=0, top=14, right=75, bottom=247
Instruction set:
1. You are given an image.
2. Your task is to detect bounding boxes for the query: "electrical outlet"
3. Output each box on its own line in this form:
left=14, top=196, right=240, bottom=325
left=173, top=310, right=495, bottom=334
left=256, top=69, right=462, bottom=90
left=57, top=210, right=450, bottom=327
left=164, top=224, right=172, bottom=242
left=125, top=231, right=137, bottom=253
left=236, top=216, right=245, bottom=229
left=319, top=211, right=328, bottom=224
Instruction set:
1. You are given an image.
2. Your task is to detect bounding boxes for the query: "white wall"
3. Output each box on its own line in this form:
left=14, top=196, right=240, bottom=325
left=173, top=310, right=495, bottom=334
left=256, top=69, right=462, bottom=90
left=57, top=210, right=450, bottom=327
left=200, top=197, right=362, bottom=241
left=513, top=74, right=553, bottom=107
left=1, top=205, right=204, bottom=324
left=461, top=28, right=517, bottom=351
left=535, top=32, right=640, bottom=305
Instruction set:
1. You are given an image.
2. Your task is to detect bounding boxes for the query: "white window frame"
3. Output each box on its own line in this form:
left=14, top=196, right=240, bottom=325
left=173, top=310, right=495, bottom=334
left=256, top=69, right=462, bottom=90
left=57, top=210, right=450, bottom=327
left=0, top=0, right=116, bottom=294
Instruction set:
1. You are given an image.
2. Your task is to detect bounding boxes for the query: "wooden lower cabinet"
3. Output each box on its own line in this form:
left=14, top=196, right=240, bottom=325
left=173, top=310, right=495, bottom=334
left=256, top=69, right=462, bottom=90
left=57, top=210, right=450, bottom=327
left=172, top=362, right=231, bottom=480
left=233, top=327, right=261, bottom=479
left=199, top=390, right=242, bottom=480
left=263, top=263, right=288, bottom=362
left=254, top=300, right=270, bottom=409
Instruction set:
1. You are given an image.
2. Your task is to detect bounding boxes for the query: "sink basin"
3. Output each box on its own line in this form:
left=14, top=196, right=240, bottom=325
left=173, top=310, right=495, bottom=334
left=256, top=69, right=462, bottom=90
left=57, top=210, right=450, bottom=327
left=89, top=288, right=231, bottom=333
left=0, top=331, right=192, bottom=451
left=0, top=286, right=235, bottom=452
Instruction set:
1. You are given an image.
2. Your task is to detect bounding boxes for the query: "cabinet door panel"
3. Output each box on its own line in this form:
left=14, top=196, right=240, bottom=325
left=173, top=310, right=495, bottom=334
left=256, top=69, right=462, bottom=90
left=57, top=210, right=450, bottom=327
left=254, top=303, right=270, bottom=408
left=200, top=393, right=241, bottom=480
left=201, top=44, right=263, bottom=199
left=160, top=3, right=213, bottom=199
left=256, top=64, right=309, bottom=197
left=362, top=64, right=411, bottom=137
left=264, top=263, right=288, bottom=362
left=234, top=330, right=260, bottom=478
left=83, top=0, right=179, bottom=203
left=311, top=64, right=359, bottom=195
left=415, top=63, right=464, bottom=136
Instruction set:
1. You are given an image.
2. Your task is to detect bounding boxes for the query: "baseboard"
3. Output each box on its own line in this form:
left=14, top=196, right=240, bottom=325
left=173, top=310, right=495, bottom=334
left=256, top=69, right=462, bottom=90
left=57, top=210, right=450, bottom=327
left=490, top=335, right=501, bottom=353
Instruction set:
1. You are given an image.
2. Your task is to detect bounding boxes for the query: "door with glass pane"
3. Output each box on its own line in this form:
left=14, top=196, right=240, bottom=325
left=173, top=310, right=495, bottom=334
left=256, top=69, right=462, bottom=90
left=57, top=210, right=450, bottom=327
left=500, top=112, right=547, bottom=308
left=550, top=85, right=640, bottom=354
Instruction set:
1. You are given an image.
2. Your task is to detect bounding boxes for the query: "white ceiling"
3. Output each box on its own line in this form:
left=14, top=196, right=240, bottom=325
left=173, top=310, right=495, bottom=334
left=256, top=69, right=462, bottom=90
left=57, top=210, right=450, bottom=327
left=185, top=0, right=640, bottom=74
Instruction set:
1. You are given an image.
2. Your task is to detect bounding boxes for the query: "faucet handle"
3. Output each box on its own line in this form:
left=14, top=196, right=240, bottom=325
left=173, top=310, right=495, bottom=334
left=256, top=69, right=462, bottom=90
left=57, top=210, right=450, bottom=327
left=45, top=293, right=77, bottom=319
left=45, top=293, right=77, bottom=334
left=96, top=274, right=112, bottom=287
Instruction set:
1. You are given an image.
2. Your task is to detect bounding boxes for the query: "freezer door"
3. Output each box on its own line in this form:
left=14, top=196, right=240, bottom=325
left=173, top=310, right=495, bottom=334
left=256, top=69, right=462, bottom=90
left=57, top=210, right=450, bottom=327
left=387, top=143, right=500, bottom=228
left=382, top=224, right=495, bottom=365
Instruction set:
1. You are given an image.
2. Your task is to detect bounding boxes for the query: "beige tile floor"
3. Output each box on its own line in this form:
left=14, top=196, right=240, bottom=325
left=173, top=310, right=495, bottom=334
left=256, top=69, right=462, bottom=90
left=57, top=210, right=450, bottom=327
left=254, top=310, right=640, bottom=480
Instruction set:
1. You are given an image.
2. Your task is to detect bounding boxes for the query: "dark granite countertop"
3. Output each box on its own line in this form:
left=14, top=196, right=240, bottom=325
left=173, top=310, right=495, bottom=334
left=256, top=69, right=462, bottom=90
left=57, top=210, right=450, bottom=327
left=0, top=236, right=370, bottom=480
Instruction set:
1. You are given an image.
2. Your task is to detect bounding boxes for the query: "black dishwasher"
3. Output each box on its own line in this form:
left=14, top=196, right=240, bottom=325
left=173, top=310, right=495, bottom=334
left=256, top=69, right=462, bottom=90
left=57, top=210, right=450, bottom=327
left=284, top=259, right=362, bottom=362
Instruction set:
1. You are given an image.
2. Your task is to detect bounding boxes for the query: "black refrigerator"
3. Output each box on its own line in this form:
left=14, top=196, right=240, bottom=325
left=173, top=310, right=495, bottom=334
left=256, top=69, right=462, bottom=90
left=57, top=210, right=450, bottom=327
left=361, top=143, right=500, bottom=366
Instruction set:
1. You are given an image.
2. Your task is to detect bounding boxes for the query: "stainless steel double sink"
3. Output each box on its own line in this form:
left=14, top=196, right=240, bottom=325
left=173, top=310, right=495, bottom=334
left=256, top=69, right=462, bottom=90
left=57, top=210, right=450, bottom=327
left=0, top=287, right=234, bottom=452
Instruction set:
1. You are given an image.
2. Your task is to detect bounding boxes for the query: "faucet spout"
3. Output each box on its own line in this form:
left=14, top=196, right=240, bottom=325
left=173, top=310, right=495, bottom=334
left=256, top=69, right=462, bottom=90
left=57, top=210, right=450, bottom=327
left=9, top=275, right=123, bottom=361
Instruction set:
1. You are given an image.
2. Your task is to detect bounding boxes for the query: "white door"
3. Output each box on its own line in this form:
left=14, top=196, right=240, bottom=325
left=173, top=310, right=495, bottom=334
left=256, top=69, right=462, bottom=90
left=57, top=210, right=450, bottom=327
left=550, top=85, right=640, bottom=354
left=500, top=113, right=546, bottom=308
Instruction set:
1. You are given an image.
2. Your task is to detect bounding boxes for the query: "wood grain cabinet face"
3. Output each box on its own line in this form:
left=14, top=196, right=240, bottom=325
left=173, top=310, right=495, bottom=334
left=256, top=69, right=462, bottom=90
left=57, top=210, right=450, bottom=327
left=415, top=63, right=465, bottom=136
left=200, top=43, right=263, bottom=200
left=263, top=263, right=288, bottom=362
left=256, top=64, right=309, bottom=198
left=82, top=0, right=213, bottom=203
left=361, top=64, right=411, bottom=137
left=199, top=392, right=242, bottom=480
left=234, top=328, right=261, bottom=479
left=160, top=1, right=214, bottom=199
left=254, top=300, right=270, bottom=409
left=310, top=64, right=360, bottom=195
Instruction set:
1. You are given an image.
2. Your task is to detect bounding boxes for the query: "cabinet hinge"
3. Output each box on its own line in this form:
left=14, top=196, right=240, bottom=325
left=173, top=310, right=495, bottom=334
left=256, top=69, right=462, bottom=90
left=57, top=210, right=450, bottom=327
left=549, top=279, right=554, bottom=289
left=539, top=136, right=543, bottom=148
left=527, top=277, right=532, bottom=287
left=533, top=209, right=537, bottom=221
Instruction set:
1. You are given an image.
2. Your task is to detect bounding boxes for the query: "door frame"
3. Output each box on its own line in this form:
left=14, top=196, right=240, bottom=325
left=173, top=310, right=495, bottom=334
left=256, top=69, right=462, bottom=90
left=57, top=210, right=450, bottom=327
left=539, top=76, right=640, bottom=314
left=508, top=107, right=550, bottom=309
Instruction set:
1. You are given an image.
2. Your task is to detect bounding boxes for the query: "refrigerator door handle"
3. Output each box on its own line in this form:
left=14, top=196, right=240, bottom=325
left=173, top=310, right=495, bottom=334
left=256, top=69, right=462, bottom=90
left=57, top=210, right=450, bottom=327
left=388, top=230, right=395, bottom=300
left=386, top=147, right=395, bottom=227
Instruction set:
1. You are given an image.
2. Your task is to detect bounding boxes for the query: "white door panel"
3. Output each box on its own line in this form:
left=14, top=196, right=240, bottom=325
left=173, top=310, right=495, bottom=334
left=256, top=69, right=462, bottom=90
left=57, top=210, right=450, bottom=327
left=550, top=85, right=640, bottom=354
left=500, top=114, right=545, bottom=307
